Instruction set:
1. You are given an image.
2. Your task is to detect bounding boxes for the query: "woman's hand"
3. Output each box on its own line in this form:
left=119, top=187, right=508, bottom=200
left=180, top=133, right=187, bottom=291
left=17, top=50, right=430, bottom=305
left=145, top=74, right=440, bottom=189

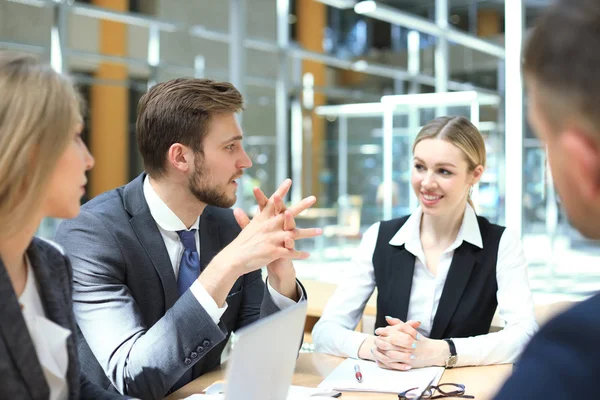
left=370, top=317, right=450, bottom=370
left=371, top=317, right=421, bottom=370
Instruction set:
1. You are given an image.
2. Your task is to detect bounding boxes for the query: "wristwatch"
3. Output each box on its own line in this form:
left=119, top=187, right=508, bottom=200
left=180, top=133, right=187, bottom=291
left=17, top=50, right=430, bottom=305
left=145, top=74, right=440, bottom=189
left=443, top=339, right=458, bottom=368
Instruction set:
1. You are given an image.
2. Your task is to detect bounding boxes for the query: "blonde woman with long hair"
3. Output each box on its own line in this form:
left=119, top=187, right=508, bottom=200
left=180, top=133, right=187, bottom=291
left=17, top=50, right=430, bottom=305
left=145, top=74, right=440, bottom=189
left=313, top=116, right=537, bottom=374
left=0, top=52, right=128, bottom=399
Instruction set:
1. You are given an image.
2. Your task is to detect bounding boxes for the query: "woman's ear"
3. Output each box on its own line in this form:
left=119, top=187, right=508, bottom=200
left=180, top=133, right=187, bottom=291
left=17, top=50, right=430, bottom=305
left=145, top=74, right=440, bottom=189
left=470, top=165, right=485, bottom=185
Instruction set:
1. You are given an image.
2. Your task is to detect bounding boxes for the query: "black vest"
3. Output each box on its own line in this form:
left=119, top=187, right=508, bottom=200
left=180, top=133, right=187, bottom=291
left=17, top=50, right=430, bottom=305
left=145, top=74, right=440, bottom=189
left=372, top=215, right=505, bottom=339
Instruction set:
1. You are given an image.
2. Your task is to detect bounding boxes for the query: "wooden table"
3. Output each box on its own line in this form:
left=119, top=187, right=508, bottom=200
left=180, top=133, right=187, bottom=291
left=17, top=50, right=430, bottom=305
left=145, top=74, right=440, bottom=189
left=168, top=353, right=512, bottom=399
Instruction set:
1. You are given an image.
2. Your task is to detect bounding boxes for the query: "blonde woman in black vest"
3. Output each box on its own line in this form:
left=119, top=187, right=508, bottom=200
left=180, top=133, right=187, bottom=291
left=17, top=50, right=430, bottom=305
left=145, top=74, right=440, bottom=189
left=313, top=116, right=537, bottom=370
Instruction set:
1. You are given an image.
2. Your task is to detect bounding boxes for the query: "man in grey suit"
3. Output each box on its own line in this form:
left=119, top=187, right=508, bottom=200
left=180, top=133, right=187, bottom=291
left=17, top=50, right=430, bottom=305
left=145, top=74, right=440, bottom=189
left=55, top=78, right=320, bottom=400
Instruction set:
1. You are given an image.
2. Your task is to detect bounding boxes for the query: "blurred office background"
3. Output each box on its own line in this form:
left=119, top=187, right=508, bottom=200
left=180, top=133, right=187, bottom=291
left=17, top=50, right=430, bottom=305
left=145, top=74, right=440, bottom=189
left=2, top=0, right=599, bottom=303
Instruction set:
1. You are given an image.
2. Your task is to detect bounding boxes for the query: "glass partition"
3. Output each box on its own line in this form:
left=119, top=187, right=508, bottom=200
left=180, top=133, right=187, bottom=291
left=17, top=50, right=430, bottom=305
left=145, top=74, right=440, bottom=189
left=300, top=91, right=502, bottom=269
left=521, top=138, right=600, bottom=297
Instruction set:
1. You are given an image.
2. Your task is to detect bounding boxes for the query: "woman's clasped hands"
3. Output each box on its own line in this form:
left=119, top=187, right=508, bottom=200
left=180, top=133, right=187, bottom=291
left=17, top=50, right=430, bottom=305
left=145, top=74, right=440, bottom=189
left=369, top=316, right=449, bottom=370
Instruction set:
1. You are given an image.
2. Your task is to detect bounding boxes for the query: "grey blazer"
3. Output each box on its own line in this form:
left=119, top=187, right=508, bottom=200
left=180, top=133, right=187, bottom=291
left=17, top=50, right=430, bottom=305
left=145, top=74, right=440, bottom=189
left=0, top=238, right=126, bottom=400
left=55, top=173, right=296, bottom=400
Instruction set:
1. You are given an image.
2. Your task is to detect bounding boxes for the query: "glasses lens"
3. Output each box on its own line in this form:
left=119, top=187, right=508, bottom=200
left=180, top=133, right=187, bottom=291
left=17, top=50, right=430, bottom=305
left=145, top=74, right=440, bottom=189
left=399, top=387, right=432, bottom=399
left=437, top=383, right=465, bottom=395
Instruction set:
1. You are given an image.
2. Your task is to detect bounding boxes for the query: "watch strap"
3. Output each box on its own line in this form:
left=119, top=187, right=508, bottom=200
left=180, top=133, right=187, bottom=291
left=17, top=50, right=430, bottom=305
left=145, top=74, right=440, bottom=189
left=443, top=338, right=457, bottom=356
left=443, top=339, right=458, bottom=369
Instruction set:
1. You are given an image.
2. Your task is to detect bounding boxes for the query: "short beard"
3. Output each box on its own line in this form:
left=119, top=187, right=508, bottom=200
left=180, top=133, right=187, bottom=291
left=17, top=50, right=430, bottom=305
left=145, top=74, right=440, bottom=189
left=188, top=155, right=237, bottom=208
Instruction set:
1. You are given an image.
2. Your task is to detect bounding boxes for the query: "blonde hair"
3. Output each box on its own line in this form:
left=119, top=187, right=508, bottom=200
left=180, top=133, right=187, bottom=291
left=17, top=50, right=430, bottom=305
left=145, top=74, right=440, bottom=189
left=0, top=52, right=82, bottom=235
left=412, top=116, right=486, bottom=208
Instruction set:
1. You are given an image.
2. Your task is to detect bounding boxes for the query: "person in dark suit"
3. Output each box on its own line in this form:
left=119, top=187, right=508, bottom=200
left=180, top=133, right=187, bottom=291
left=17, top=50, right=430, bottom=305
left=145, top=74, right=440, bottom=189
left=0, top=53, right=127, bottom=399
left=495, top=0, right=600, bottom=398
left=55, top=78, right=321, bottom=399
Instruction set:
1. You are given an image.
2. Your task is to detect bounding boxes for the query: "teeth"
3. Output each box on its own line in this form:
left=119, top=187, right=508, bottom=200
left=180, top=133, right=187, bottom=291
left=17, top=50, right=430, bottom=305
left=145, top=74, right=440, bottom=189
left=423, top=194, right=441, bottom=201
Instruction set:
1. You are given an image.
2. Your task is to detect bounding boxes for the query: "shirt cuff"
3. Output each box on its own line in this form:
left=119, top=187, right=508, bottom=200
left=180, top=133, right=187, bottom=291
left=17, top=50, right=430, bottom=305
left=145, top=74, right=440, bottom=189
left=348, top=331, right=371, bottom=359
left=190, top=280, right=228, bottom=324
left=267, top=280, right=305, bottom=309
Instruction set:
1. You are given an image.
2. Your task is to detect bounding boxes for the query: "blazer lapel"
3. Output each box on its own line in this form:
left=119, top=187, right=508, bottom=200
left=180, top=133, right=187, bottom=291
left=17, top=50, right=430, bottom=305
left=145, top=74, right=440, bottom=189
left=429, top=243, right=478, bottom=339
left=124, top=174, right=179, bottom=309
left=27, top=241, right=69, bottom=333
left=199, top=208, right=221, bottom=270
left=0, top=256, right=49, bottom=400
left=384, top=246, right=416, bottom=323
left=27, top=240, right=80, bottom=400
left=130, top=212, right=179, bottom=309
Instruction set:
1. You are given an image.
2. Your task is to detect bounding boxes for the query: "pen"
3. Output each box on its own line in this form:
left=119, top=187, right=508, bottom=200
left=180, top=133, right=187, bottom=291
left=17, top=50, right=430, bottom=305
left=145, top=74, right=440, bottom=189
left=354, top=364, right=362, bottom=383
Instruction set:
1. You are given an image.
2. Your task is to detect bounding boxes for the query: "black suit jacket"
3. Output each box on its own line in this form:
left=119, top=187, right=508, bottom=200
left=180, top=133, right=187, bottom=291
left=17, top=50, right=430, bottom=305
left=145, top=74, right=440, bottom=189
left=495, top=293, right=600, bottom=399
left=55, top=173, right=287, bottom=400
left=0, top=238, right=126, bottom=400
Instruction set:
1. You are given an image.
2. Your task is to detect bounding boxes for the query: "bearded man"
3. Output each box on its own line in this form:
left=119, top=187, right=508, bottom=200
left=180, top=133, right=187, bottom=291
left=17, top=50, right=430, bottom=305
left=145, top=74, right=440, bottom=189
left=56, top=78, right=320, bottom=400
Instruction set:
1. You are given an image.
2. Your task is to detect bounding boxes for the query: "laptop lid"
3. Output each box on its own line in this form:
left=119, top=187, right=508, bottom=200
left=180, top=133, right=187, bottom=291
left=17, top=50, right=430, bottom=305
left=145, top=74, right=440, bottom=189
left=224, top=301, right=308, bottom=400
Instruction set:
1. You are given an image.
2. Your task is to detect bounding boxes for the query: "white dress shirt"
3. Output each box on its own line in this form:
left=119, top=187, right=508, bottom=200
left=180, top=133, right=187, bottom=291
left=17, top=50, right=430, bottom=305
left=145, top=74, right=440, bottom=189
left=312, top=204, right=538, bottom=367
left=19, top=257, right=71, bottom=400
left=143, top=176, right=299, bottom=324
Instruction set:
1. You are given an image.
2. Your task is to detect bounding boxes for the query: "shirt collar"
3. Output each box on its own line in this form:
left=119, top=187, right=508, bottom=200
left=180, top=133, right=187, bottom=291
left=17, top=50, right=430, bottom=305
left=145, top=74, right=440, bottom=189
left=389, top=203, right=483, bottom=250
left=143, top=176, right=200, bottom=232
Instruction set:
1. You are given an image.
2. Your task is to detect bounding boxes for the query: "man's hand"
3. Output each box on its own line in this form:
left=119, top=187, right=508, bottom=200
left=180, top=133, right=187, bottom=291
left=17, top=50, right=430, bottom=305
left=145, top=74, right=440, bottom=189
left=200, top=186, right=320, bottom=306
left=234, top=179, right=321, bottom=300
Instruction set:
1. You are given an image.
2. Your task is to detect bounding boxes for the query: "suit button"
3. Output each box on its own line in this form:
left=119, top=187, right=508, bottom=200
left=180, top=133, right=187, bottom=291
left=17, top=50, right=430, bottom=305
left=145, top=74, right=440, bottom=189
left=202, top=339, right=211, bottom=347
left=184, top=358, right=192, bottom=365
left=196, top=346, right=204, bottom=353
left=190, top=352, right=198, bottom=359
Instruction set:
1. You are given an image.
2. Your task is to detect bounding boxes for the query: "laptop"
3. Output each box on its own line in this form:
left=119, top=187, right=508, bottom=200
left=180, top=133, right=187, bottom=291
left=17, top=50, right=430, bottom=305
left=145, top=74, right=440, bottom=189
left=221, top=301, right=308, bottom=400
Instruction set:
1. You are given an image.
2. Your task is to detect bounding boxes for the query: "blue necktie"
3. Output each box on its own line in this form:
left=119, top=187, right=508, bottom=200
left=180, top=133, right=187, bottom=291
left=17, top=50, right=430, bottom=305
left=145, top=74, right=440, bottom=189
left=176, top=229, right=200, bottom=295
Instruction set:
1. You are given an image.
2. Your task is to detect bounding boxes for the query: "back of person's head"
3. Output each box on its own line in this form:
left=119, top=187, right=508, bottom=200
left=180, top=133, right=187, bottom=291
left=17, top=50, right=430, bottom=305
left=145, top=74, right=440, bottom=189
left=413, top=116, right=486, bottom=170
left=136, top=78, right=244, bottom=178
left=523, top=0, right=600, bottom=136
left=524, top=0, right=600, bottom=239
left=0, top=52, right=81, bottom=235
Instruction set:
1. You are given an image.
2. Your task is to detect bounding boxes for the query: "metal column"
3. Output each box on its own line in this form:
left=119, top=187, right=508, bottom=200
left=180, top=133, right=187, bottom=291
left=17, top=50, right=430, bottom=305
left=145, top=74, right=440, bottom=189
left=229, top=0, right=247, bottom=209
left=290, top=55, right=303, bottom=204
left=147, top=25, right=160, bottom=89
left=504, top=0, right=524, bottom=237
left=391, top=24, right=405, bottom=94
left=408, top=30, right=420, bottom=211
left=51, top=1, right=68, bottom=73
left=383, top=106, right=394, bottom=220
left=229, top=0, right=246, bottom=95
left=276, top=0, right=290, bottom=194
left=194, top=55, right=205, bottom=78
left=337, top=116, right=348, bottom=208
left=470, top=98, right=480, bottom=207
left=435, top=0, right=449, bottom=116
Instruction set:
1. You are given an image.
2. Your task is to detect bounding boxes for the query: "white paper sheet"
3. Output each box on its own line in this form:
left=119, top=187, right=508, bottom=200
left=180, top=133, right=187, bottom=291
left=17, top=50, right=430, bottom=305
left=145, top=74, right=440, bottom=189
left=183, top=385, right=339, bottom=399
left=317, top=358, right=444, bottom=394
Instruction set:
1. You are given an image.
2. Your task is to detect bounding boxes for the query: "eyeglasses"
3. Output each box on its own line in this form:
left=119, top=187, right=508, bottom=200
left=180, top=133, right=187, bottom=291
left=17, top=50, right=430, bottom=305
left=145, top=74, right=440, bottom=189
left=398, top=383, right=475, bottom=399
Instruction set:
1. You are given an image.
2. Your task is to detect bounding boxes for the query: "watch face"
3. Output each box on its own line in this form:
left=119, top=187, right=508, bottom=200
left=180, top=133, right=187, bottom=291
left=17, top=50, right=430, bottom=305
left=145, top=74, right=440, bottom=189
left=447, top=355, right=458, bottom=367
